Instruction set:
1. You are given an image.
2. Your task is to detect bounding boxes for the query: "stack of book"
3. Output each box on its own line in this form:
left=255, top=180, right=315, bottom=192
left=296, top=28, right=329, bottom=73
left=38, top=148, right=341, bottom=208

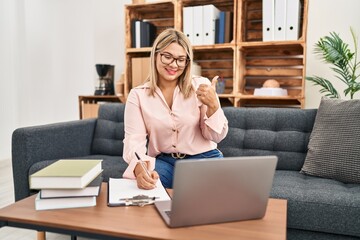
left=30, top=159, right=103, bottom=210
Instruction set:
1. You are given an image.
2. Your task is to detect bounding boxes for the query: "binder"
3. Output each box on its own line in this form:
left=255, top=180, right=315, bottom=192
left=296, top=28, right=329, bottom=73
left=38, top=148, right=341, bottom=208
left=274, top=0, right=287, bottom=41
left=192, top=5, right=203, bottom=45
left=224, top=11, right=233, bottom=43
left=217, top=11, right=226, bottom=44
left=285, top=0, right=301, bottom=40
left=135, top=20, right=141, bottom=48
left=262, top=0, right=275, bottom=41
left=140, top=21, right=156, bottom=47
left=131, top=19, right=137, bottom=48
left=215, top=18, right=220, bottom=43
left=140, top=21, right=148, bottom=47
left=202, top=4, right=220, bottom=45
left=183, top=6, right=194, bottom=44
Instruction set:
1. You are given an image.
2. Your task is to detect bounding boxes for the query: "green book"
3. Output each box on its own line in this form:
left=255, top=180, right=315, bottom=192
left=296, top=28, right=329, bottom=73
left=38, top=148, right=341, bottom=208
left=30, top=159, right=103, bottom=190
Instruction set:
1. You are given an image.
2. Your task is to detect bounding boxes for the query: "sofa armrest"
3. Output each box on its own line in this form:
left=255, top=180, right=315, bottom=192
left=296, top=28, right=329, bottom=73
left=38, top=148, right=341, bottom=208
left=12, top=118, right=97, bottom=201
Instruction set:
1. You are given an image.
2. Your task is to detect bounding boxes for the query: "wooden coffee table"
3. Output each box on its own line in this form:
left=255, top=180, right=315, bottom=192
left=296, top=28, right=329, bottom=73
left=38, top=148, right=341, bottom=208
left=0, top=183, right=287, bottom=240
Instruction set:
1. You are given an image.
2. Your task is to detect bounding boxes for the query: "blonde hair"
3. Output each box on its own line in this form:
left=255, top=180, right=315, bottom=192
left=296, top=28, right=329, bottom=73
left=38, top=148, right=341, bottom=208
left=147, top=28, right=193, bottom=98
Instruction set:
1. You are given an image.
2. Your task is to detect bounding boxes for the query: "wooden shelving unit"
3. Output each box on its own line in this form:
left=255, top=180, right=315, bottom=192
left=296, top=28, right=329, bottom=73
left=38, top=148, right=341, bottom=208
left=122, top=0, right=308, bottom=108
left=78, top=95, right=121, bottom=119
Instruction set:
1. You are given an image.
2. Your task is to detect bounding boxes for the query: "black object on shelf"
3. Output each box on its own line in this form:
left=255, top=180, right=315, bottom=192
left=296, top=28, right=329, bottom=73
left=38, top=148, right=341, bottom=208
left=94, top=64, right=115, bottom=95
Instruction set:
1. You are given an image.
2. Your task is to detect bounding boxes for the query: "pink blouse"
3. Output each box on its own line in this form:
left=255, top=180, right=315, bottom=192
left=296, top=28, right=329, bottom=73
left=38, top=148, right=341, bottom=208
left=122, top=76, right=229, bottom=179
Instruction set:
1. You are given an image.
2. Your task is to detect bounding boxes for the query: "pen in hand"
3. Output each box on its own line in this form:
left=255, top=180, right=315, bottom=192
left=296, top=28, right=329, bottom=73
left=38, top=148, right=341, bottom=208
left=135, top=152, right=152, bottom=178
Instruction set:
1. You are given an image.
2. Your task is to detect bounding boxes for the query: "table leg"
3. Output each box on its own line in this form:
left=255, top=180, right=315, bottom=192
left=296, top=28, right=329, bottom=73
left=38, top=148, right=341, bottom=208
left=37, top=231, right=46, bottom=240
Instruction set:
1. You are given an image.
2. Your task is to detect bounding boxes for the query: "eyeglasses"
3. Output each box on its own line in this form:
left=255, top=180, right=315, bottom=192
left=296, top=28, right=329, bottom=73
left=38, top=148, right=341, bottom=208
left=159, top=53, right=189, bottom=68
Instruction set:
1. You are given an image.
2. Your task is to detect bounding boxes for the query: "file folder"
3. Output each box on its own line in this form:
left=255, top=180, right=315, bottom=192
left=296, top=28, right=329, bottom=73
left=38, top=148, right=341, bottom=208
left=274, top=0, right=287, bottom=41
left=285, top=0, right=301, bottom=40
left=192, top=5, right=203, bottom=45
left=135, top=20, right=141, bottom=48
left=183, top=6, right=194, bottom=44
left=224, top=11, right=233, bottom=43
left=202, top=4, right=220, bottom=45
left=217, top=11, right=226, bottom=44
left=262, top=0, right=275, bottom=41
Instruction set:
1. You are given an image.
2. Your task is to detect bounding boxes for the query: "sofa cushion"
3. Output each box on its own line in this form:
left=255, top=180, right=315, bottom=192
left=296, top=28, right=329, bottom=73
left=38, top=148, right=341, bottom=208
left=219, top=107, right=317, bottom=171
left=91, top=103, right=125, bottom=156
left=301, top=98, right=360, bottom=184
left=271, top=170, right=360, bottom=237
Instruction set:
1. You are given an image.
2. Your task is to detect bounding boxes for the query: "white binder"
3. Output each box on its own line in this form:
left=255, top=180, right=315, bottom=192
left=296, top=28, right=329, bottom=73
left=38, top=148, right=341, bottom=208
left=183, top=6, right=194, bottom=44
left=135, top=20, right=141, bottom=48
left=274, top=0, right=287, bottom=41
left=192, top=5, right=203, bottom=45
left=202, top=4, right=220, bottom=45
left=262, top=0, right=275, bottom=41
left=285, top=0, right=301, bottom=40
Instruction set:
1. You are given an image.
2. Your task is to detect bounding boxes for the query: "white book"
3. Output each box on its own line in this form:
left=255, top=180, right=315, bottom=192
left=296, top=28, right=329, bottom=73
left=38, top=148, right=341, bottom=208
left=274, top=0, right=287, bottom=41
left=183, top=6, right=194, bottom=44
left=35, top=193, right=96, bottom=210
left=262, top=0, right=275, bottom=41
left=135, top=20, right=141, bottom=48
left=39, top=175, right=102, bottom=199
left=107, top=178, right=170, bottom=206
left=202, top=4, right=220, bottom=45
left=285, top=0, right=301, bottom=40
left=192, top=5, right=203, bottom=45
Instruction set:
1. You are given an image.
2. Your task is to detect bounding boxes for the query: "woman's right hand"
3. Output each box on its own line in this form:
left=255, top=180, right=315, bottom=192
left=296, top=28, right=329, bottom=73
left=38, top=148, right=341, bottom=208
left=134, top=163, right=159, bottom=189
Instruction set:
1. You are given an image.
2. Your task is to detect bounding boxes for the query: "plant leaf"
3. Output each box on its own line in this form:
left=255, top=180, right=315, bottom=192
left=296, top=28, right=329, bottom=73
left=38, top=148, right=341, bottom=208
left=306, top=76, right=340, bottom=98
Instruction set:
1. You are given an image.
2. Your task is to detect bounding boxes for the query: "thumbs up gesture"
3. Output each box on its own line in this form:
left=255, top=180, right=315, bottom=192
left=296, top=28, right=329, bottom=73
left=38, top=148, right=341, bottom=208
left=196, top=76, right=220, bottom=117
left=211, top=75, right=219, bottom=91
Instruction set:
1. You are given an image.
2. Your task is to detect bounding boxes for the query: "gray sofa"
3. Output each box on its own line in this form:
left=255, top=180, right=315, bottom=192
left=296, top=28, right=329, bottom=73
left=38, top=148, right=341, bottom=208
left=12, top=103, right=360, bottom=239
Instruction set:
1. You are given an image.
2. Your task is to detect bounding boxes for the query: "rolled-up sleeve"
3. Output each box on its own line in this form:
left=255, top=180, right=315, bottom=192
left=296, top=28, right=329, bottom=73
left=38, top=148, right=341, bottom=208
left=201, top=105, right=228, bottom=143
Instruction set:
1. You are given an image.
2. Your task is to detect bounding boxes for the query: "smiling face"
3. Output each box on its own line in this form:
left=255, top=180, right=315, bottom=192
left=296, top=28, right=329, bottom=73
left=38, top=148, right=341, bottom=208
left=156, top=42, right=187, bottom=86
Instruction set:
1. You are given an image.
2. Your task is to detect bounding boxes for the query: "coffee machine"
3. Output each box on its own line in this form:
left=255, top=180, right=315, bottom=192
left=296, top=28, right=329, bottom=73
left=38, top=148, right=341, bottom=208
left=94, top=64, right=115, bottom=95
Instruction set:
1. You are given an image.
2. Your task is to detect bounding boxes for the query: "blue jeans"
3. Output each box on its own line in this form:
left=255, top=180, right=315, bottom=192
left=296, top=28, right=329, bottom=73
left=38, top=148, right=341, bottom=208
left=155, top=149, right=223, bottom=188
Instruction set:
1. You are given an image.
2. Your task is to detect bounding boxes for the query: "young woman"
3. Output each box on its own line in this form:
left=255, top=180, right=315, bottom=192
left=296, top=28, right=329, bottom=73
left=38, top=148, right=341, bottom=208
left=122, top=28, right=228, bottom=189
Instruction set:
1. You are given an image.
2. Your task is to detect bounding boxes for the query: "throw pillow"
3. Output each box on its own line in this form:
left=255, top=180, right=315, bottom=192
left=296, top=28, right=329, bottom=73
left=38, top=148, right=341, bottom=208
left=301, top=97, right=360, bottom=183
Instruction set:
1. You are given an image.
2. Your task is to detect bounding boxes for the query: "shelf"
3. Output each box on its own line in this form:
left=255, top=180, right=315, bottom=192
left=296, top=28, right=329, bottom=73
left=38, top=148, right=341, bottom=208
left=240, top=0, right=306, bottom=43
left=239, top=40, right=305, bottom=48
left=78, top=95, right=122, bottom=119
left=193, top=43, right=236, bottom=50
left=126, top=48, right=152, bottom=53
left=126, top=44, right=237, bottom=53
left=237, top=95, right=302, bottom=100
left=235, top=94, right=303, bottom=108
left=123, top=0, right=308, bottom=108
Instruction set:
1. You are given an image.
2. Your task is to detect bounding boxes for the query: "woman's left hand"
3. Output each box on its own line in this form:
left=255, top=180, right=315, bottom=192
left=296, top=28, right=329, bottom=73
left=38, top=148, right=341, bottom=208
left=196, top=76, right=219, bottom=117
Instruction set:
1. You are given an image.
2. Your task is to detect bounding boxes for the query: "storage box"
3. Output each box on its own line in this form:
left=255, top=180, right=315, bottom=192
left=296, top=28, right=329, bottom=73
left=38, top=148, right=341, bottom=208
left=254, top=88, right=288, bottom=96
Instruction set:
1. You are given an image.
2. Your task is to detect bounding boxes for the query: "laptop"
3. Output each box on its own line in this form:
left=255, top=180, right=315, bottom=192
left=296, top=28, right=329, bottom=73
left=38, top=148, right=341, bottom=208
left=154, top=155, right=278, bottom=228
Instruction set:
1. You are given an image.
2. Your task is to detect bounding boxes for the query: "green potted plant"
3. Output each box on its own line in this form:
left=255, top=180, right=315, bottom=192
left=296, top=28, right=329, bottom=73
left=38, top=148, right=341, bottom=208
left=306, top=28, right=360, bottom=99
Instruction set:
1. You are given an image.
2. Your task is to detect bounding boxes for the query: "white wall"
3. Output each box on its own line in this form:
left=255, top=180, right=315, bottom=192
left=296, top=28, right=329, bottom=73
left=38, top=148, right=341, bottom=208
left=0, top=0, right=131, bottom=159
left=305, top=0, right=360, bottom=108
left=0, top=0, right=22, bottom=160
left=1, top=0, right=360, bottom=159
